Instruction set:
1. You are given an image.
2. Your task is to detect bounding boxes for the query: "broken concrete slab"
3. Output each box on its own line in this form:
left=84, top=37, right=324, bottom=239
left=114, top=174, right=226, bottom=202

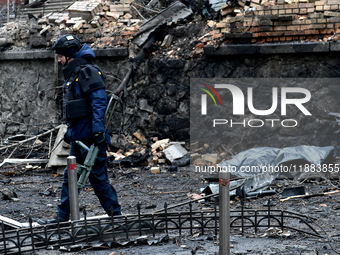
left=132, top=1, right=193, bottom=47
left=68, top=0, right=102, bottom=20
left=47, top=124, right=69, bottom=169
left=163, top=143, right=188, bottom=163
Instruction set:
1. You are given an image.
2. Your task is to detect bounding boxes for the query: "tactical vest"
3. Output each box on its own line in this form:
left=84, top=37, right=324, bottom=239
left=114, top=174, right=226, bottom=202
left=62, top=62, right=105, bottom=124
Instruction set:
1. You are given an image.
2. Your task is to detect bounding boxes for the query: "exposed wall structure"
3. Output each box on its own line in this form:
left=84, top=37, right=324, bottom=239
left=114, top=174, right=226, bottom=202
left=214, top=0, right=340, bottom=43
left=1, top=46, right=340, bottom=156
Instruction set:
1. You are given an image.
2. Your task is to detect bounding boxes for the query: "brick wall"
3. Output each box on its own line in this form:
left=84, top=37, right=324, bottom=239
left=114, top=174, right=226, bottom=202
left=0, top=0, right=25, bottom=8
left=214, top=0, right=340, bottom=43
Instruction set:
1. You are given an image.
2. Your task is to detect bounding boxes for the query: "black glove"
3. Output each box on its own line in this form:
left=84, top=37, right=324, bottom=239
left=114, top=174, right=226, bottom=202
left=63, top=132, right=70, bottom=144
left=93, top=132, right=105, bottom=146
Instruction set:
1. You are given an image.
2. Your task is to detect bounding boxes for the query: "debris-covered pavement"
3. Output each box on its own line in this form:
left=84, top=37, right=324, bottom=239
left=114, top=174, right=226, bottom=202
left=2, top=142, right=340, bottom=254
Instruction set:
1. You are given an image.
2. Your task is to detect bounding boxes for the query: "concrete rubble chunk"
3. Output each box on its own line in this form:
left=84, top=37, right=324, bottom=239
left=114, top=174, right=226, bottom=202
left=163, top=143, right=188, bottom=163
left=106, top=11, right=124, bottom=20
left=68, top=0, right=102, bottom=20
left=110, top=4, right=130, bottom=13
left=161, top=34, right=173, bottom=48
left=151, top=138, right=170, bottom=150
left=48, top=124, right=69, bottom=169
left=151, top=166, right=160, bottom=174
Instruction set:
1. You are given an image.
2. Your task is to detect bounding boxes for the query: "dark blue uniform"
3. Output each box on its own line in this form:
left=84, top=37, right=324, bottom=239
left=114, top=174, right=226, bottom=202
left=58, top=43, right=121, bottom=219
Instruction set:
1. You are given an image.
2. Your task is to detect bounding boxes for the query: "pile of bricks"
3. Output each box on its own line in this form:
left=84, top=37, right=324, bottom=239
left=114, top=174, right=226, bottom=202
left=52, top=0, right=142, bottom=47
left=40, top=0, right=141, bottom=48
left=213, top=0, right=340, bottom=43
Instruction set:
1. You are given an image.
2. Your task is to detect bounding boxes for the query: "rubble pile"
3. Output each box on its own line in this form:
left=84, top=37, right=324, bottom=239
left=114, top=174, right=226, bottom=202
left=1, top=0, right=340, bottom=52
left=108, top=131, right=190, bottom=170
left=0, top=0, right=221, bottom=51
left=0, top=0, right=145, bottom=49
left=213, top=0, right=340, bottom=43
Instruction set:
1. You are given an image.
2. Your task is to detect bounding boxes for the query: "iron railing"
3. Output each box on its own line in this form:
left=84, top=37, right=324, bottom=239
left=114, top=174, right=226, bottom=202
left=0, top=200, right=324, bottom=254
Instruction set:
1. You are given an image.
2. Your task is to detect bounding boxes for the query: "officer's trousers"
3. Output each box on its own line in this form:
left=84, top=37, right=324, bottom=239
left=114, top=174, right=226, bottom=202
left=57, top=139, right=121, bottom=219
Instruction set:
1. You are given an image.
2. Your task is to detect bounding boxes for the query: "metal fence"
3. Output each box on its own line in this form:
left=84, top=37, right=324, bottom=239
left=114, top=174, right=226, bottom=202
left=0, top=200, right=324, bottom=254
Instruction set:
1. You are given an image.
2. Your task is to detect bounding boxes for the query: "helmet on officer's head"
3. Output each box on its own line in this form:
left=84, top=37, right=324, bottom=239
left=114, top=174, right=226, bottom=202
left=52, top=34, right=82, bottom=58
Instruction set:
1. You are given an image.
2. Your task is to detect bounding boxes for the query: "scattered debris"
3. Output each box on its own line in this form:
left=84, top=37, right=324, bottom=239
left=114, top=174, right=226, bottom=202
left=0, top=188, right=17, bottom=200
left=260, top=227, right=291, bottom=238
left=163, top=143, right=189, bottom=164
left=280, top=186, right=306, bottom=198
left=0, top=158, right=49, bottom=168
left=280, top=190, right=340, bottom=202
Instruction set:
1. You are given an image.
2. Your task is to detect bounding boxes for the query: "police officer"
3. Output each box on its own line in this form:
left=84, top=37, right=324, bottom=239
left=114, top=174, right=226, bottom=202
left=43, top=34, right=121, bottom=223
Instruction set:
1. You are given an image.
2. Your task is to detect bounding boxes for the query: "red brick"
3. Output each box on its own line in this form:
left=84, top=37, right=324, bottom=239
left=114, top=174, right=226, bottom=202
left=279, top=37, right=286, bottom=41
left=299, top=3, right=315, bottom=8
left=273, top=26, right=287, bottom=31
left=327, top=23, right=335, bottom=28
left=315, top=1, right=326, bottom=5
left=310, top=24, right=327, bottom=29
left=287, top=25, right=301, bottom=30
left=300, top=24, right=312, bottom=30
left=303, top=29, right=318, bottom=35
left=213, top=33, right=223, bottom=39
left=285, top=4, right=298, bottom=8
left=271, top=31, right=285, bottom=36
left=273, top=37, right=279, bottom=41
left=259, top=32, right=271, bottom=37
left=329, top=17, right=340, bottom=22
left=284, top=30, right=301, bottom=35
left=286, top=36, right=293, bottom=41
left=269, top=5, right=280, bottom=10
left=121, top=31, right=134, bottom=36
left=249, top=27, right=259, bottom=32
left=266, top=37, right=273, bottom=41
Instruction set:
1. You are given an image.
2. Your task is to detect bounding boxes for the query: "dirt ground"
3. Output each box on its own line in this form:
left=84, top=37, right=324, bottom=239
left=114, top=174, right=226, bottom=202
left=1, top=163, right=340, bottom=254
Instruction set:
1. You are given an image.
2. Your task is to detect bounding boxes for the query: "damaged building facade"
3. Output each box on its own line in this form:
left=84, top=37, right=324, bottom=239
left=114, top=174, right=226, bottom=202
left=0, top=0, right=340, bottom=158
left=2, top=1, right=340, bottom=254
